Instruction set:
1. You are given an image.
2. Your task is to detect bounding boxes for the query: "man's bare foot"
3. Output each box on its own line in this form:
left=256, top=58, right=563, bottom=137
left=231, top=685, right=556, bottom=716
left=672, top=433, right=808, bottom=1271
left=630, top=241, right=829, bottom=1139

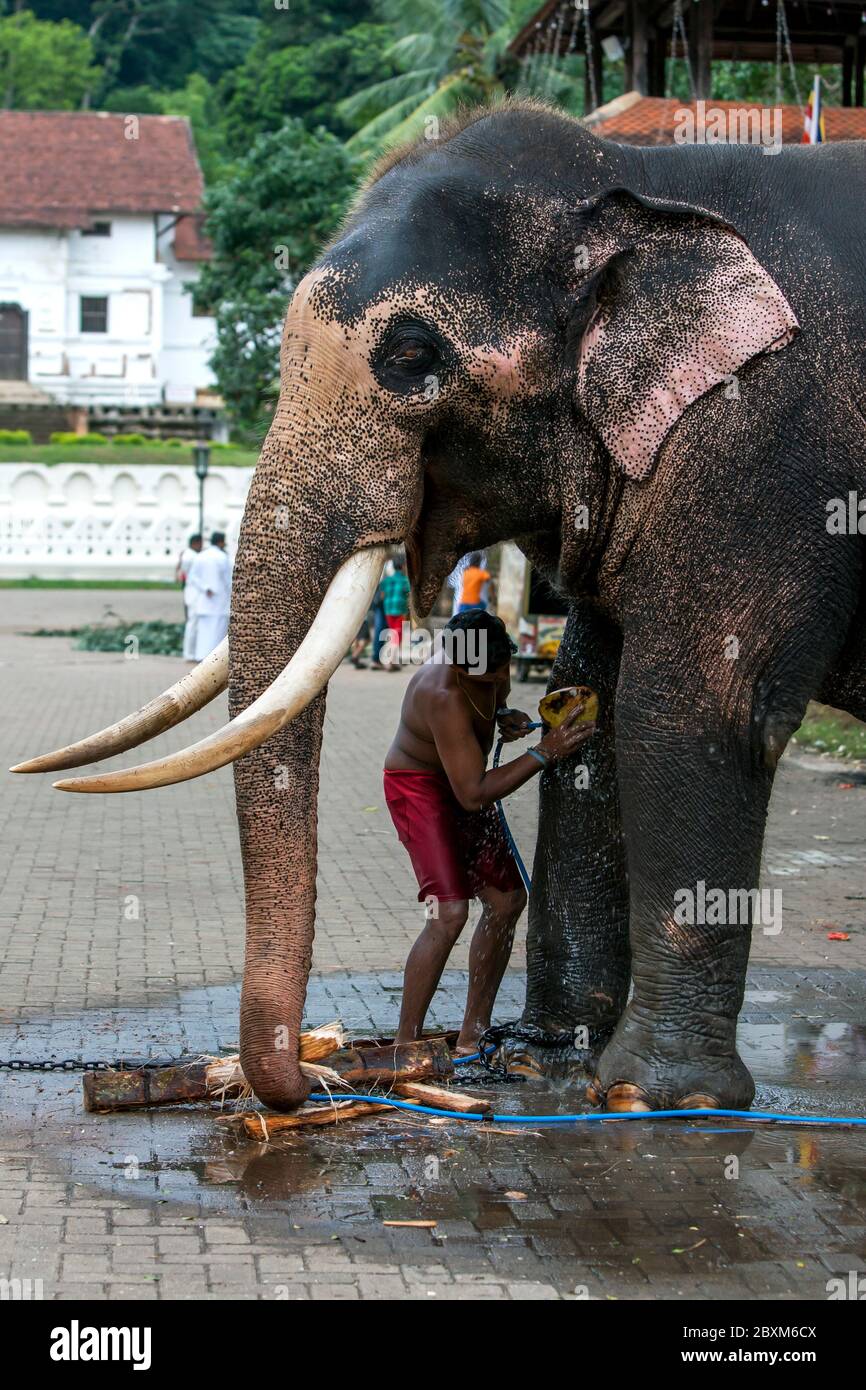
left=455, top=1032, right=486, bottom=1056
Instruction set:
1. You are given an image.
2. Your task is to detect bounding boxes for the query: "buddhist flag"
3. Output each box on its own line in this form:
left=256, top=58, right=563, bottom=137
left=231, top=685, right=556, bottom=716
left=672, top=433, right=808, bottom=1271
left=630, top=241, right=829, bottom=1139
left=801, top=75, right=825, bottom=144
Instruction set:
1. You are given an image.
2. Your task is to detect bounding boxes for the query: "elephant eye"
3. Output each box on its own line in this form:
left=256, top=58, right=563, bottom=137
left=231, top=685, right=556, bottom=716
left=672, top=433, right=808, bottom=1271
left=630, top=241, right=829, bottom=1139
left=386, top=338, right=437, bottom=372
left=373, top=322, right=447, bottom=396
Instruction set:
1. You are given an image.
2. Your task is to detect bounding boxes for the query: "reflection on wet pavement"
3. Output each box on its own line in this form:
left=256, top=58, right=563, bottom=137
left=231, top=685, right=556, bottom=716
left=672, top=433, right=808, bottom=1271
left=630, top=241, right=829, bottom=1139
left=2, top=967, right=864, bottom=1299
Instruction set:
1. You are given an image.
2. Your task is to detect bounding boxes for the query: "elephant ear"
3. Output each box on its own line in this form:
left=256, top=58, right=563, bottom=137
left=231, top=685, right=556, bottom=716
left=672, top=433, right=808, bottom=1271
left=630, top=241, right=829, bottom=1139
left=572, top=191, right=799, bottom=480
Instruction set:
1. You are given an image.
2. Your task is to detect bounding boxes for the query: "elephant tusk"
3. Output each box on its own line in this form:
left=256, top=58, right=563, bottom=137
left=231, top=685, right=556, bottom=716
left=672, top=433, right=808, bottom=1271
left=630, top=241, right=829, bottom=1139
left=51, top=546, right=388, bottom=794
left=10, top=638, right=229, bottom=774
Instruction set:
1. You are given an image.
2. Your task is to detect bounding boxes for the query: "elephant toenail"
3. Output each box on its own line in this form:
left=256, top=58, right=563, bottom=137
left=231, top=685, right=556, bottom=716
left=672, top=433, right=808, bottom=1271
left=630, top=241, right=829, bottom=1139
left=586, top=1079, right=602, bottom=1104
left=676, top=1093, right=720, bottom=1110
left=605, top=1083, right=652, bottom=1113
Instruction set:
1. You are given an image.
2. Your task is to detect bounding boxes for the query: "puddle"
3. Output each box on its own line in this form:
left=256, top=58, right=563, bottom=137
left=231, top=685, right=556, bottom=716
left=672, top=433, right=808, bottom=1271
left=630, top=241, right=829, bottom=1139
left=2, top=966, right=864, bottom=1295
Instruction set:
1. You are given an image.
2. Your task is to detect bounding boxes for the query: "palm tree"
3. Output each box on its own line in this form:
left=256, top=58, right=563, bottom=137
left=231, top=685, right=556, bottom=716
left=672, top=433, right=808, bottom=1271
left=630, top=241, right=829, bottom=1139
left=338, top=0, right=522, bottom=158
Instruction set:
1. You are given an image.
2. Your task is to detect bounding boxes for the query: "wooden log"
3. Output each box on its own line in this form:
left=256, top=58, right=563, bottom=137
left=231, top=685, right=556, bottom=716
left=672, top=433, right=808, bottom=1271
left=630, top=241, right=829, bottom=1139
left=295, top=1021, right=346, bottom=1062
left=85, top=1034, right=452, bottom=1113
left=326, top=1038, right=454, bottom=1086
left=83, top=1062, right=210, bottom=1112
left=234, top=1078, right=490, bottom=1139
left=224, top=1041, right=458, bottom=1131
left=241, top=1098, right=393, bottom=1138
left=350, top=1029, right=458, bottom=1051
left=83, top=1021, right=347, bottom=1112
left=393, top=1082, right=491, bottom=1114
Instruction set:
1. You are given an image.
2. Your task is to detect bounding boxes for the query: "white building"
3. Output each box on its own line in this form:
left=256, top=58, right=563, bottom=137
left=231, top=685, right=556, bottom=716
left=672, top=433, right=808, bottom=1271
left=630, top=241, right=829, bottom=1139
left=0, top=111, right=217, bottom=418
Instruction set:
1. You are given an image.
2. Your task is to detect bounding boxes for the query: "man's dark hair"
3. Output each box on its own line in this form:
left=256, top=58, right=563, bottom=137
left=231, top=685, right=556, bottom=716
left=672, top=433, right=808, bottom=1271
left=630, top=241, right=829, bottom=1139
left=189, top=533, right=202, bottom=545
left=210, top=530, right=226, bottom=546
left=467, top=551, right=482, bottom=567
left=444, top=609, right=516, bottom=672
left=392, top=556, right=405, bottom=571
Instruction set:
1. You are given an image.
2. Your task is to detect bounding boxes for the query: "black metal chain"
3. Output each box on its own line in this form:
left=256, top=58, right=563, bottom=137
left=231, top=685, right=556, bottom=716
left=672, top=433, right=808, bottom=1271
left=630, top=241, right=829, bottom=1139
left=0, top=1057, right=184, bottom=1072
left=476, top=1020, right=591, bottom=1080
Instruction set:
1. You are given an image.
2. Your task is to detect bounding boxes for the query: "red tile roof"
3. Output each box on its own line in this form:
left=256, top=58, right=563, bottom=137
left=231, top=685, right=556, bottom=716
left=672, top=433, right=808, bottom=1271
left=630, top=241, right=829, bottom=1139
left=172, top=213, right=212, bottom=262
left=0, top=111, right=206, bottom=230
left=587, top=92, right=866, bottom=145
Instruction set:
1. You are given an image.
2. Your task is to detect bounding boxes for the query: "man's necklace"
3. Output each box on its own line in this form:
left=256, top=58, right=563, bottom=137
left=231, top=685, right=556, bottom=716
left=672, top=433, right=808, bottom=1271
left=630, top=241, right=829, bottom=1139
left=458, top=675, right=497, bottom=722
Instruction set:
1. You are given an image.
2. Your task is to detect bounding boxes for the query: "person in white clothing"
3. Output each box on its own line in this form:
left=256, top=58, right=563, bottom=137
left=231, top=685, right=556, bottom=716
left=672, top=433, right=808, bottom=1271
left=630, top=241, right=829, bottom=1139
left=176, top=532, right=203, bottom=660
left=187, top=531, right=232, bottom=662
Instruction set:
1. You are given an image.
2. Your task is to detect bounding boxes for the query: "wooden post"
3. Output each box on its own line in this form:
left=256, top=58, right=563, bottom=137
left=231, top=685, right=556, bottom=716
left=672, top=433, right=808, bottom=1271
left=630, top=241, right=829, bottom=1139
left=843, top=38, right=854, bottom=108
left=624, top=3, right=633, bottom=89
left=687, top=0, right=714, bottom=100
left=584, top=32, right=604, bottom=114
left=630, top=0, right=649, bottom=95
left=649, top=29, right=666, bottom=97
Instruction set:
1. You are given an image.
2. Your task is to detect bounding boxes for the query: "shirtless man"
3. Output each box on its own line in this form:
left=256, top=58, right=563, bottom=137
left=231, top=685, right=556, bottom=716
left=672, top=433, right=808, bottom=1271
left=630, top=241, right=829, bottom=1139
left=384, top=609, right=596, bottom=1052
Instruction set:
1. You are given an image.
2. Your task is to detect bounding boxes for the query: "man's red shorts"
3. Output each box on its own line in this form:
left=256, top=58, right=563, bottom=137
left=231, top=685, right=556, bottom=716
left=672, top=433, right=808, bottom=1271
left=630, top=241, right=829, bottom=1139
left=383, top=769, right=524, bottom=903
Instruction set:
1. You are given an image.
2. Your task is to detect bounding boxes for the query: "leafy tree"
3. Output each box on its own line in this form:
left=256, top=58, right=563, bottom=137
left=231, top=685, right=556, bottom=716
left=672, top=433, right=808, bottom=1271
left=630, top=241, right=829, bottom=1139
left=704, top=59, right=840, bottom=107
left=338, top=0, right=533, bottom=156
left=194, top=120, right=355, bottom=432
left=220, top=22, right=394, bottom=151
left=13, top=0, right=260, bottom=98
left=0, top=9, right=100, bottom=107
left=257, top=0, right=380, bottom=48
left=90, top=0, right=259, bottom=93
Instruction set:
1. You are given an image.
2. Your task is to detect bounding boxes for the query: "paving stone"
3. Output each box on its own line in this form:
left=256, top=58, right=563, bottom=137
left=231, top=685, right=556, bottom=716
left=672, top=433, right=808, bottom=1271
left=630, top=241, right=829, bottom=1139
left=0, top=592, right=864, bottom=1302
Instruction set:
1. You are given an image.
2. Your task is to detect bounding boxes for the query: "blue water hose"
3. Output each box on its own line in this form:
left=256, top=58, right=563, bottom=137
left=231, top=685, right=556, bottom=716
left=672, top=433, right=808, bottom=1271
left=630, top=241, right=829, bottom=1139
left=308, top=1093, right=866, bottom=1128
left=492, top=726, right=542, bottom=893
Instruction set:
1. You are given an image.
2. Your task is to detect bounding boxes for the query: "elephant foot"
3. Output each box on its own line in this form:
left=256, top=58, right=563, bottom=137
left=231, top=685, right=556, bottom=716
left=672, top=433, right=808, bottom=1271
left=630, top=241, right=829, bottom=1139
left=588, top=1009, right=755, bottom=1113
left=496, top=1036, right=598, bottom=1082
left=491, top=1015, right=612, bottom=1082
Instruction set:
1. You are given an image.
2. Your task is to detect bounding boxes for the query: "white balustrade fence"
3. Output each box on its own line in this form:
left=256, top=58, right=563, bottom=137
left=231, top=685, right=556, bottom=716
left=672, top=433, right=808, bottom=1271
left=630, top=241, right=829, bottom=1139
left=0, top=462, right=255, bottom=579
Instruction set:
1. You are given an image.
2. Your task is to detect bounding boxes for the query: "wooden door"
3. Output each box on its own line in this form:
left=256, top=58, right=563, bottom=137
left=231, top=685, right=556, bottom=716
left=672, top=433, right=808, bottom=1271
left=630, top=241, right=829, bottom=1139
left=0, top=304, right=28, bottom=379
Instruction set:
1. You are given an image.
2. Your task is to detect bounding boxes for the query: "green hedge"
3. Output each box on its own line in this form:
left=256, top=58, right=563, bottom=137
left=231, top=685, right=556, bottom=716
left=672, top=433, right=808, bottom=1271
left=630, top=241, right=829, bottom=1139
left=0, top=428, right=32, bottom=444
left=0, top=443, right=258, bottom=467
left=75, top=620, right=184, bottom=655
left=49, top=431, right=109, bottom=446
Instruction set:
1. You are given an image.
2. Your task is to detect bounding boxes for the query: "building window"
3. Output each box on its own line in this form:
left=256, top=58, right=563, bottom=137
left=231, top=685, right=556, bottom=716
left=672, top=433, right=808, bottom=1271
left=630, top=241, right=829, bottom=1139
left=82, top=221, right=112, bottom=237
left=80, top=296, right=108, bottom=333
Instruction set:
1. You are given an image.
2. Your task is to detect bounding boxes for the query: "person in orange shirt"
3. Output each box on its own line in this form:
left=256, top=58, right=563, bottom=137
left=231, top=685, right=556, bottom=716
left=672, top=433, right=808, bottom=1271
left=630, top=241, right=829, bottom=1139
left=458, top=552, right=492, bottom=612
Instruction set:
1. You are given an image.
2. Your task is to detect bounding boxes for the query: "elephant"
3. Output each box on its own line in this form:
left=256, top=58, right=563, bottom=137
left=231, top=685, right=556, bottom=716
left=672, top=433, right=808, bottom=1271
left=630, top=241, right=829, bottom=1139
left=14, top=99, right=866, bottom=1114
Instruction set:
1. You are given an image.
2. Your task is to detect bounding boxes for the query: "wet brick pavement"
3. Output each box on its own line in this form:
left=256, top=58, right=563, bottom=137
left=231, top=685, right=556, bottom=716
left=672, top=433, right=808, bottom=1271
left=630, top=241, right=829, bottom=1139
left=0, top=590, right=864, bottom=1300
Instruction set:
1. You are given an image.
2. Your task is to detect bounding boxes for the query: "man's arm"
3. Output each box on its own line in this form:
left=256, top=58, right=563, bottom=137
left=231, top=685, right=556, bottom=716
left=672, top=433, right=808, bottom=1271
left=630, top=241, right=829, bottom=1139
left=429, top=692, right=595, bottom=812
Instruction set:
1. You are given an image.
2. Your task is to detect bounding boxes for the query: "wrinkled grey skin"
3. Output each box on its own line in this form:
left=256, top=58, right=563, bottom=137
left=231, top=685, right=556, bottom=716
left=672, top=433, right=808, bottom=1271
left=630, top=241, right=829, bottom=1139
left=229, top=101, right=866, bottom=1112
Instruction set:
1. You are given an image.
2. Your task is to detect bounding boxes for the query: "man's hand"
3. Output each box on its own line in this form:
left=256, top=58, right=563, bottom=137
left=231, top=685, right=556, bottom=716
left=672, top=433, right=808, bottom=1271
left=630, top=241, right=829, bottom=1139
left=496, top=708, right=533, bottom=743
left=537, top=702, right=597, bottom=761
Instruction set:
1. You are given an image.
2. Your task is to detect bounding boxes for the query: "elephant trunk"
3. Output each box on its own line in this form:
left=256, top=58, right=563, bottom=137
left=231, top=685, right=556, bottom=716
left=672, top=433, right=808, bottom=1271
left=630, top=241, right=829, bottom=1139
left=227, top=420, right=386, bottom=1111
left=233, top=692, right=324, bottom=1111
